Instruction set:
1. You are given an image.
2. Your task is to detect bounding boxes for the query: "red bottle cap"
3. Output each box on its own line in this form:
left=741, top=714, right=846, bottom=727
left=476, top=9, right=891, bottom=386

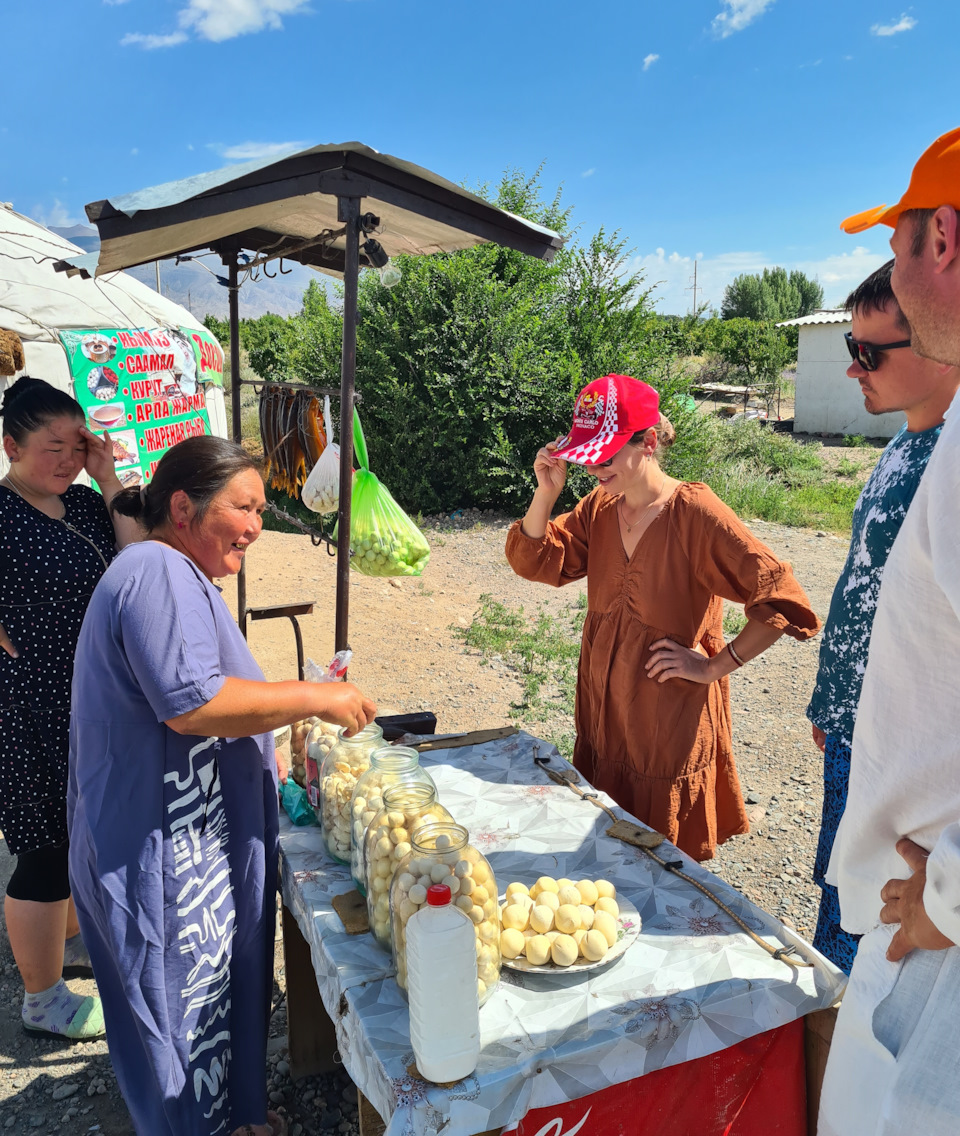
left=426, top=883, right=451, bottom=906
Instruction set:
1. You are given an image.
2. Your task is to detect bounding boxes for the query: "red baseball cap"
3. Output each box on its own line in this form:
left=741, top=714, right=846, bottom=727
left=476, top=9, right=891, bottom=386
left=553, top=375, right=660, bottom=466
left=841, top=126, right=960, bottom=233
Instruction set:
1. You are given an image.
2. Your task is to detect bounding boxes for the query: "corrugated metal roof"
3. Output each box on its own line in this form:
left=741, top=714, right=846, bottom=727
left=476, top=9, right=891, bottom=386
left=777, top=309, right=851, bottom=327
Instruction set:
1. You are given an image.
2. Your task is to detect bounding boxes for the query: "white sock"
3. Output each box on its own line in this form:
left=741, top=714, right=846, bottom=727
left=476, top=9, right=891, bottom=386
left=22, top=978, right=105, bottom=1039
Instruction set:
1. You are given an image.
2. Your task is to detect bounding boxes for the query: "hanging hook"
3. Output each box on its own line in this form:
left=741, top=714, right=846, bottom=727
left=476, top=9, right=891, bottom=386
left=279, top=258, right=292, bottom=275
left=262, top=261, right=277, bottom=279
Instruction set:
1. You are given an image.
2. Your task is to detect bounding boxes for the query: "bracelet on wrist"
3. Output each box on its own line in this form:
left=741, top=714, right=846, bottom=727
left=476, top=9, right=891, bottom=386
left=726, top=641, right=745, bottom=668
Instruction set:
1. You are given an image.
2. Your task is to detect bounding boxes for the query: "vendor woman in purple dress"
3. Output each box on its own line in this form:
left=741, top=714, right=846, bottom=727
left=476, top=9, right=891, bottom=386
left=68, top=435, right=377, bottom=1136
left=0, top=375, right=136, bottom=1040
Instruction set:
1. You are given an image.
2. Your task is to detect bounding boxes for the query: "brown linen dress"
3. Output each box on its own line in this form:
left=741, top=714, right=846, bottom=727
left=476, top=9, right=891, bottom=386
left=505, top=482, right=820, bottom=860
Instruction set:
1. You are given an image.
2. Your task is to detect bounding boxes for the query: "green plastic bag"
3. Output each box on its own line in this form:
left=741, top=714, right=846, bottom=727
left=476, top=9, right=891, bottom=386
left=347, top=411, right=430, bottom=578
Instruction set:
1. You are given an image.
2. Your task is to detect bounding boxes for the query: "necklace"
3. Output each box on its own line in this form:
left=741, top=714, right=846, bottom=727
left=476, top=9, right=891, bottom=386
left=618, top=471, right=667, bottom=532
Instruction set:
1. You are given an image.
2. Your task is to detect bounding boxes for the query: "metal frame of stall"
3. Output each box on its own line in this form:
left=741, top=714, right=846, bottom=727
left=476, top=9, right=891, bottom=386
left=57, top=143, right=563, bottom=653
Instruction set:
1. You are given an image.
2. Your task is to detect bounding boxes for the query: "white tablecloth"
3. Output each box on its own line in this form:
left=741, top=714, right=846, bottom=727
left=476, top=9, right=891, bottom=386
left=280, top=731, right=845, bottom=1136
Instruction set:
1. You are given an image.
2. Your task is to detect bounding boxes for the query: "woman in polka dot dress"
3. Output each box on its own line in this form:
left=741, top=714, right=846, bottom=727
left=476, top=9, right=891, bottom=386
left=0, top=376, right=137, bottom=1039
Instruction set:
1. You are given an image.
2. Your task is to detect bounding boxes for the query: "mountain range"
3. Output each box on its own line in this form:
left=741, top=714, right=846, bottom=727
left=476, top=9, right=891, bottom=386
left=50, top=225, right=314, bottom=320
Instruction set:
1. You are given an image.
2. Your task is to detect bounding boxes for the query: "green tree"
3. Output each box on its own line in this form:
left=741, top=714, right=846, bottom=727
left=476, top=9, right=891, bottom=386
left=721, top=267, right=823, bottom=321
left=711, top=319, right=793, bottom=414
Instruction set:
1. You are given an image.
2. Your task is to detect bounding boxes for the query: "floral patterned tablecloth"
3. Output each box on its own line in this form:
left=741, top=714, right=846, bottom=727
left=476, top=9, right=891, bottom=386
left=280, top=731, right=845, bottom=1136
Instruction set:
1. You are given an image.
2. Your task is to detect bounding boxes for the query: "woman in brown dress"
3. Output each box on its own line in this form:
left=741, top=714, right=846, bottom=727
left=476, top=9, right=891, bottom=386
left=506, top=374, right=820, bottom=860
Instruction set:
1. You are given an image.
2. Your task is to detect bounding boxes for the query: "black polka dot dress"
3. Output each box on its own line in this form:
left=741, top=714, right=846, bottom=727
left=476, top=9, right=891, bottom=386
left=0, top=485, right=115, bottom=855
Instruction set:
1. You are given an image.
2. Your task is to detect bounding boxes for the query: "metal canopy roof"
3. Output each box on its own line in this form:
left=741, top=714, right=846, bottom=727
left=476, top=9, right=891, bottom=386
left=68, top=141, right=563, bottom=278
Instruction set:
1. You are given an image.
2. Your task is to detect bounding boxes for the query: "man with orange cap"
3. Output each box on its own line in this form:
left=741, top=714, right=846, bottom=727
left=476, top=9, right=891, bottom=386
left=818, top=128, right=960, bottom=1136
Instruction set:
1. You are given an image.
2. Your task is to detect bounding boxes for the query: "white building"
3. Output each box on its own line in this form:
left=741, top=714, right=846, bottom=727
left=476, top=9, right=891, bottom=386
left=779, top=309, right=905, bottom=440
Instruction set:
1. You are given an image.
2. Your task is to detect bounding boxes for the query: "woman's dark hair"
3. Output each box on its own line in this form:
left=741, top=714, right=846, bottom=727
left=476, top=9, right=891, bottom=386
left=1, top=376, right=84, bottom=444
left=110, top=435, right=260, bottom=531
left=627, top=415, right=676, bottom=459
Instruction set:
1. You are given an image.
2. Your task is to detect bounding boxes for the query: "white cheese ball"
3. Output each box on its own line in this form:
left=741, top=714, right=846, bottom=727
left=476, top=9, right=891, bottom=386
left=530, top=905, right=555, bottom=934
left=408, top=884, right=427, bottom=905
left=582, top=929, right=608, bottom=961
left=595, top=896, right=620, bottom=918
left=577, top=905, right=595, bottom=930
left=505, top=881, right=529, bottom=900
left=593, top=911, right=618, bottom=947
left=557, top=885, right=582, bottom=908
left=525, top=934, right=551, bottom=965
left=500, top=928, right=525, bottom=959
left=537, top=891, right=560, bottom=912
left=551, top=934, right=579, bottom=967
left=555, top=904, right=581, bottom=935
left=594, top=879, right=617, bottom=901
left=502, top=904, right=530, bottom=932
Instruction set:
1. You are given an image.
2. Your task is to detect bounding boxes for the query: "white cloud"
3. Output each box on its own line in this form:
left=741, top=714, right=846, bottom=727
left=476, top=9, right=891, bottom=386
left=208, top=140, right=307, bottom=161
left=642, top=53, right=659, bottom=70
left=121, top=30, right=189, bottom=48
left=33, top=199, right=81, bottom=229
left=581, top=168, right=595, bottom=178
left=712, top=0, right=775, bottom=38
left=871, top=13, right=917, bottom=35
left=630, top=245, right=889, bottom=315
left=123, top=0, right=311, bottom=48
left=130, top=147, right=139, bottom=155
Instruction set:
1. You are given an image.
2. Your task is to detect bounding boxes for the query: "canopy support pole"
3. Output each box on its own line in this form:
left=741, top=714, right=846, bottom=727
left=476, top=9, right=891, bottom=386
left=335, top=197, right=361, bottom=654
left=225, top=248, right=247, bottom=635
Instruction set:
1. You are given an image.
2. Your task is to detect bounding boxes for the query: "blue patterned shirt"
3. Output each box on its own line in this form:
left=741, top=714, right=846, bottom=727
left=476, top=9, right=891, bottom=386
left=807, top=423, right=942, bottom=745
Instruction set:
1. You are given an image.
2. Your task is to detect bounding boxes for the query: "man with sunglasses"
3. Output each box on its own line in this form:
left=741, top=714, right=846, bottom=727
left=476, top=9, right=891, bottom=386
left=817, top=127, right=960, bottom=1136
left=806, top=261, right=958, bottom=977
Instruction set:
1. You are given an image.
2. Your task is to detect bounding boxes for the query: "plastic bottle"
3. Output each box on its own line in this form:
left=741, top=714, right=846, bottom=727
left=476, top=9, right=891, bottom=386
left=405, top=883, right=481, bottom=1083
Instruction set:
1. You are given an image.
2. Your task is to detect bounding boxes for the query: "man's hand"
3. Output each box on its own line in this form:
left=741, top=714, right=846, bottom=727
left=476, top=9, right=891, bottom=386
left=879, top=837, right=955, bottom=961
left=812, top=725, right=826, bottom=753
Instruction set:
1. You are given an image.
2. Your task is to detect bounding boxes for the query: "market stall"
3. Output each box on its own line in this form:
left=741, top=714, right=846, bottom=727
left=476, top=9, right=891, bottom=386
left=281, top=729, right=844, bottom=1136
left=57, top=141, right=563, bottom=650
left=0, top=204, right=228, bottom=480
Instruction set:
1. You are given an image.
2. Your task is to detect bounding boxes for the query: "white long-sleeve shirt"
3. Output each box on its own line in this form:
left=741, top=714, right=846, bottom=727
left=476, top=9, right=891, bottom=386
left=828, top=394, right=960, bottom=947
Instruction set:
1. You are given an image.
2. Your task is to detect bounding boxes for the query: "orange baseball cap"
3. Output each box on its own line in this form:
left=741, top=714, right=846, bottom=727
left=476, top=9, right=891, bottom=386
left=841, top=126, right=960, bottom=234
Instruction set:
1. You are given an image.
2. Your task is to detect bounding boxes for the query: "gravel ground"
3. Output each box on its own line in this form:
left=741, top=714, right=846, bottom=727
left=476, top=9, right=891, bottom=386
left=0, top=513, right=849, bottom=1133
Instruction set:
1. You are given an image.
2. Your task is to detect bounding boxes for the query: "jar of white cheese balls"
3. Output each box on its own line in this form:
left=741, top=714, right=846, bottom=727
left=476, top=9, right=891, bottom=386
left=318, top=723, right=385, bottom=863
left=390, top=823, right=500, bottom=1006
left=349, top=747, right=436, bottom=896
left=364, top=785, right=455, bottom=950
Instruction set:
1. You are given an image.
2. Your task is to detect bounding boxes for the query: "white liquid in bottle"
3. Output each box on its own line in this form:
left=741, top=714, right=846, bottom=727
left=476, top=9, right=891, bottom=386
left=405, top=883, right=481, bottom=1083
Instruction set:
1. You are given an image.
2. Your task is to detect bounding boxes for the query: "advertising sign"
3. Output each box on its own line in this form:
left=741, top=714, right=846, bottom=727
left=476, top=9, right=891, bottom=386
left=58, top=326, right=223, bottom=488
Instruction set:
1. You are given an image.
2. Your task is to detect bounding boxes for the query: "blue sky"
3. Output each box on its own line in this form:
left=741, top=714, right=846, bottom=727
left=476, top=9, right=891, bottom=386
left=5, top=0, right=959, bottom=314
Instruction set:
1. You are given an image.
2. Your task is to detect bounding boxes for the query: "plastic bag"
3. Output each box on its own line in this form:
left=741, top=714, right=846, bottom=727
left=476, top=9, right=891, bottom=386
left=301, top=396, right=340, bottom=514
left=280, top=779, right=318, bottom=826
left=346, top=411, right=430, bottom=578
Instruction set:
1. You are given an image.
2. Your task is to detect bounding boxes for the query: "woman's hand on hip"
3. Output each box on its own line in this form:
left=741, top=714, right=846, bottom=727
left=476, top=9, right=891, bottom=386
left=0, top=623, right=18, bottom=658
left=533, top=440, right=568, bottom=497
left=645, top=638, right=716, bottom=684
left=315, top=682, right=378, bottom=736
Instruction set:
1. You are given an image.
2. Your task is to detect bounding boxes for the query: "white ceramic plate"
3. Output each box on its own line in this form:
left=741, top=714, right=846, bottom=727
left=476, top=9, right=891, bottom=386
left=499, top=893, right=641, bottom=974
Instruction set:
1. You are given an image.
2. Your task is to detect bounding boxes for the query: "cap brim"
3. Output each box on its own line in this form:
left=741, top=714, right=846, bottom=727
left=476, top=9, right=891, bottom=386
left=554, top=432, right=631, bottom=466
left=840, top=203, right=900, bottom=234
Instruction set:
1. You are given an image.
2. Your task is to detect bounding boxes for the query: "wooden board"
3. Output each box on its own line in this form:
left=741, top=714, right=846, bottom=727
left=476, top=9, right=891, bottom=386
left=804, top=1005, right=838, bottom=1135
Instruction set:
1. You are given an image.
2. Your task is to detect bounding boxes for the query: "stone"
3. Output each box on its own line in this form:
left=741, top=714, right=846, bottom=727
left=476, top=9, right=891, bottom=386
left=269, top=1090, right=284, bottom=1105
left=276, top=1060, right=290, bottom=1077
left=51, top=1084, right=78, bottom=1101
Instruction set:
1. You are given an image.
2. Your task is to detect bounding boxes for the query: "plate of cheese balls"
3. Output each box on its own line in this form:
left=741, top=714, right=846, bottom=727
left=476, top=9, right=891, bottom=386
left=498, top=875, right=640, bottom=973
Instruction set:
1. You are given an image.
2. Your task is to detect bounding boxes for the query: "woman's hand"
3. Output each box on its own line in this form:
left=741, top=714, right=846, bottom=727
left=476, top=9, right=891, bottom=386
left=0, top=623, right=18, bottom=659
left=80, top=426, right=119, bottom=487
left=533, top=439, right=568, bottom=497
left=275, top=747, right=289, bottom=785
left=316, top=682, right=378, bottom=737
left=812, top=725, right=826, bottom=753
left=645, top=639, right=717, bottom=685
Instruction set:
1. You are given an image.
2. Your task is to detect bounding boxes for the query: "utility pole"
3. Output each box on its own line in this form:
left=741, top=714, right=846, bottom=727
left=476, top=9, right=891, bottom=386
left=686, top=260, right=699, bottom=314
left=155, top=260, right=161, bottom=295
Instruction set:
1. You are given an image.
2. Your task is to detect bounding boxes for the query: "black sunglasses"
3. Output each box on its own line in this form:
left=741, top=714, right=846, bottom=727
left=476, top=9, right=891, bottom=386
left=844, top=331, right=912, bottom=372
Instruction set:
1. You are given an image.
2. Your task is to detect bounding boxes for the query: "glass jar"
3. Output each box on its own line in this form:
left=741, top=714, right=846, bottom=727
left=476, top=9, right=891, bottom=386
left=349, top=747, right=437, bottom=896
left=390, top=823, right=501, bottom=1006
left=364, top=785, right=454, bottom=951
left=318, top=723, right=384, bottom=863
